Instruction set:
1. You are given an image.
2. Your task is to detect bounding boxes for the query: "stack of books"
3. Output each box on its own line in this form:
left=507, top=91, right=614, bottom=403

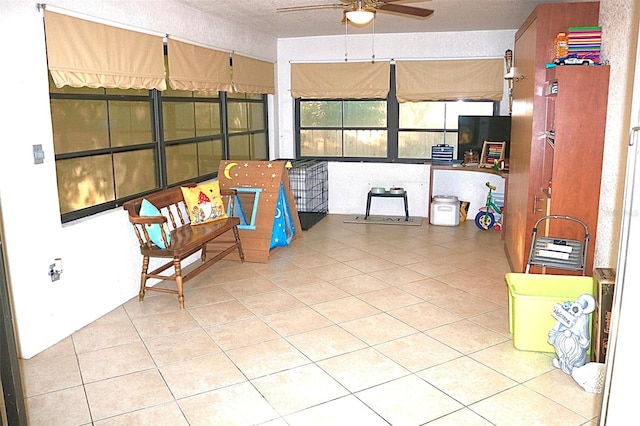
left=567, top=26, right=602, bottom=63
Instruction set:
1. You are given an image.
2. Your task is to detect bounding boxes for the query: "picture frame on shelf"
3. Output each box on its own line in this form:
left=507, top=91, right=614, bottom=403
left=480, top=141, right=506, bottom=168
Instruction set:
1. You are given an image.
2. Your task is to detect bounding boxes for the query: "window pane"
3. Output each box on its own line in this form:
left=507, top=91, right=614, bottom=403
left=228, top=102, right=248, bottom=132
left=251, top=133, right=268, bottom=160
left=195, top=103, right=221, bottom=136
left=344, top=130, right=387, bottom=158
left=344, top=101, right=386, bottom=127
left=197, top=139, right=223, bottom=175
left=110, top=101, right=154, bottom=147
left=249, top=103, right=265, bottom=131
left=300, top=129, right=341, bottom=156
left=399, top=102, right=445, bottom=129
left=300, top=101, right=342, bottom=127
left=114, top=149, right=158, bottom=198
left=398, top=131, right=459, bottom=159
left=51, top=99, right=109, bottom=153
left=445, top=101, right=493, bottom=129
left=56, top=155, right=115, bottom=214
left=229, top=134, right=250, bottom=160
left=193, top=90, right=219, bottom=99
left=166, top=143, right=198, bottom=184
left=163, top=102, right=195, bottom=140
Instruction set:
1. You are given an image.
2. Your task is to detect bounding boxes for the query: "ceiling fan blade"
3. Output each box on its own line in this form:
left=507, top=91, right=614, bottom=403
left=377, top=0, right=430, bottom=3
left=377, top=3, right=433, bottom=18
left=276, top=3, right=345, bottom=12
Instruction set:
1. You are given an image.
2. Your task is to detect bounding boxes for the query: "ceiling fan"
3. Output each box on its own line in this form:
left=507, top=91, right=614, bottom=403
left=276, top=0, right=434, bottom=26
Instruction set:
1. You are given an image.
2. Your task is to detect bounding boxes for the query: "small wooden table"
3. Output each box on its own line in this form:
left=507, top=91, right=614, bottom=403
left=365, top=190, right=409, bottom=221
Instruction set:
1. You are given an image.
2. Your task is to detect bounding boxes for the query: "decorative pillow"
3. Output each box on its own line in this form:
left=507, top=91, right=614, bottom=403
left=181, top=181, right=228, bottom=225
left=139, top=199, right=170, bottom=249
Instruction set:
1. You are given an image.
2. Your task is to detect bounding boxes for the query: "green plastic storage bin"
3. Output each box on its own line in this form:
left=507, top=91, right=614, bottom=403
left=506, top=273, right=594, bottom=352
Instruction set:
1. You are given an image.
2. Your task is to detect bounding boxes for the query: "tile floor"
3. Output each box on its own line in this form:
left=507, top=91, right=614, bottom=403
left=21, top=215, right=602, bottom=425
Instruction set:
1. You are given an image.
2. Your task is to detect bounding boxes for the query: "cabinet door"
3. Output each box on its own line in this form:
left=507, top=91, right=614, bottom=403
left=504, top=20, right=537, bottom=272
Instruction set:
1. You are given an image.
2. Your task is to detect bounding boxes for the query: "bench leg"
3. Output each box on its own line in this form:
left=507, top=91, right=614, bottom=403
left=174, top=258, right=185, bottom=309
left=139, top=256, right=150, bottom=301
left=233, top=226, right=245, bottom=262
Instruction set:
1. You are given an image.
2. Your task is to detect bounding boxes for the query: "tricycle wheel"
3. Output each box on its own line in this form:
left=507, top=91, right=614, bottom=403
left=475, top=211, right=495, bottom=230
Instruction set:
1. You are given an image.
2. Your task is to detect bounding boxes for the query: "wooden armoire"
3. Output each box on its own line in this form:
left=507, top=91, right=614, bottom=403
left=504, top=2, right=608, bottom=274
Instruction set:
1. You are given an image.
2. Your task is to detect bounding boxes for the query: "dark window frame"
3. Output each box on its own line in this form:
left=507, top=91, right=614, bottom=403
left=295, top=64, right=499, bottom=163
left=49, top=87, right=269, bottom=223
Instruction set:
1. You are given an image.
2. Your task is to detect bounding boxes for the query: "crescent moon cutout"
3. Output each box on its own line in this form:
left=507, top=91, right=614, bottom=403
left=275, top=208, right=282, bottom=219
left=224, top=162, right=238, bottom=180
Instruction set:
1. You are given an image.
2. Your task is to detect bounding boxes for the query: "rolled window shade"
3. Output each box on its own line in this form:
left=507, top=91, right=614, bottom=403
left=167, top=39, right=232, bottom=92
left=44, top=11, right=166, bottom=90
left=291, top=62, right=390, bottom=99
left=396, top=59, right=504, bottom=102
left=231, top=54, right=275, bottom=94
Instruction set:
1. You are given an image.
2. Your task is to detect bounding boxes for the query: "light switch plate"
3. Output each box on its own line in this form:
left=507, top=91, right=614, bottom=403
left=33, top=144, right=44, bottom=164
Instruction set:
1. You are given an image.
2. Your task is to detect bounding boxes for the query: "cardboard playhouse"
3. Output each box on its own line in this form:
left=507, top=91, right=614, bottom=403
left=217, top=160, right=303, bottom=263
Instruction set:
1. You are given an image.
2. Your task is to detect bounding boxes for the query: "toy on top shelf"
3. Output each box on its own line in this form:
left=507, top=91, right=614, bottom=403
left=554, top=52, right=598, bottom=66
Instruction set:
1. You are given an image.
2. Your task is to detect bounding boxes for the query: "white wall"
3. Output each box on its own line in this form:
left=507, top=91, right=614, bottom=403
left=0, top=0, right=276, bottom=359
left=326, top=163, right=505, bottom=220
left=276, top=31, right=514, bottom=217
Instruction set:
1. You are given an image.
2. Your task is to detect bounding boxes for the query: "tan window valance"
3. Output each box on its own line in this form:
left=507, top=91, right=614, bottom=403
left=395, top=59, right=504, bottom=102
left=167, top=39, right=232, bottom=92
left=44, top=11, right=166, bottom=90
left=231, top=54, right=275, bottom=95
left=291, top=62, right=390, bottom=99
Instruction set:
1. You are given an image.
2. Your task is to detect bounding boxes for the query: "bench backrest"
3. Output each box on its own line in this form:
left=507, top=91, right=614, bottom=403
left=122, top=184, right=237, bottom=249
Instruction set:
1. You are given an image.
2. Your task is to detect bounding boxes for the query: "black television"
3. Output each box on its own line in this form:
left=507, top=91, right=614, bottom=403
left=457, top=115, right=512, bottom=161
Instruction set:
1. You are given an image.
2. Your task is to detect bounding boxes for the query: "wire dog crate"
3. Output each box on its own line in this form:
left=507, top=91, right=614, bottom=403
left=287, top=160, right=328, bottom=230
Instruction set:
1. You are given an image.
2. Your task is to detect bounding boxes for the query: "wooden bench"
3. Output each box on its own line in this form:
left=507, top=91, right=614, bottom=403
left=123, top=184, right=244, bottom=308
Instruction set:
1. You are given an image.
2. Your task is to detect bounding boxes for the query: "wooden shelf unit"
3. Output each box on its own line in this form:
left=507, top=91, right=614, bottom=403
left=503, top=1, right=604, bottom=273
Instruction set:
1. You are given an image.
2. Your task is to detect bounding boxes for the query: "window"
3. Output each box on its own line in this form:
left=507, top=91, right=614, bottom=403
left=296, top=65, right=497, bottom=162
left=398, top=101, right=494, bottom=159
left=299, top=100, right=387, bottom=158
left=49, top=78, right=269, bottom=222
left=227, top=93, right=269, bottom=161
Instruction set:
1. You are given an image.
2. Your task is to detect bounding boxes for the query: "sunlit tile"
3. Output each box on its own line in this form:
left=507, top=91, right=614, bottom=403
left=77, top=341, right=155, bottom=383
left=285, top=395, right=388, bottom=426
left=341, top=313, right=417, bottom=345
left=375, top=333, right=463, bottom=372
left=84, top=369, right=173, bottom=421
left=145, top=328, right=221, bottom=366
left=419, top=356, right=516, bottom=405
left=159, top=352, right=246, bottom=398
left=205, top=317, right=279, bottom=350
left=26, top=385, right=91, bottom=426
left=226, top=338, right=309, bottom=379
left=356, top=375, right=463, bottom=425
left=287, top=325, right=367, bottom=361
left=179, top=382, right=279, bottom=425
left=263, top=306, right=332, bottom=336
left=470, top=385, right=588, bottom=425
left=252, top=364, right=348, bottom=415
left=93, top=401, right=188, bottom=425
left=317, top=347, right=409, bottom=392
left=21, top=354, right=82, bottom=397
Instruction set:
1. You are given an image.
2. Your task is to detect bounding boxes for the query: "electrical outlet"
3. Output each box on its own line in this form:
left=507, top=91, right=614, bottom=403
left=49, top=263, right=61, bottom=282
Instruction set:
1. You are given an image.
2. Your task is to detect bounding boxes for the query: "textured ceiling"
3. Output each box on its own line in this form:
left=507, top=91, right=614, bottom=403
left=172, top=0, right=597, bottom=38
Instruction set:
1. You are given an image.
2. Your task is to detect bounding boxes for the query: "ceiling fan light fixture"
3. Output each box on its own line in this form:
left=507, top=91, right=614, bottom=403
left=346, top=8, right=375, bottom=25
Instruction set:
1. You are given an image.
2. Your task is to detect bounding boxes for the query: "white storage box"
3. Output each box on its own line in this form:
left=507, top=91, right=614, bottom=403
left=430, top=195, right=460, bottom=226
